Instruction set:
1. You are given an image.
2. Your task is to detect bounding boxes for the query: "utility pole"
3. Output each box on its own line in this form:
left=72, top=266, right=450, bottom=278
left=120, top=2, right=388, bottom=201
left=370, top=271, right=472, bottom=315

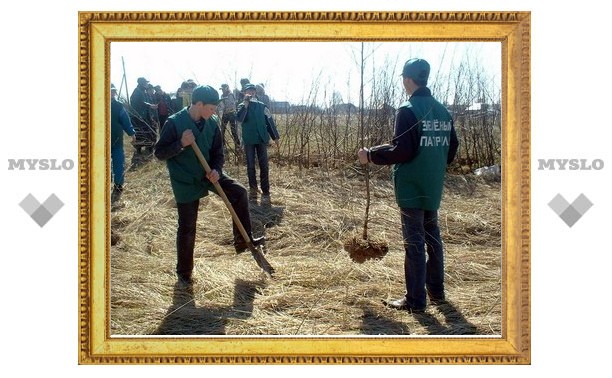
left=121, top=56, right=130, bottom=105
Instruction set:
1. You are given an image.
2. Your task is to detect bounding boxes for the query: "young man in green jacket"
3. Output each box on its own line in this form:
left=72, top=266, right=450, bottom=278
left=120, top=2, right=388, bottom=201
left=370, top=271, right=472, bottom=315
left=236, top=83, right=280, bottom=196
left=358, top=58, right=459, bottom=313
left=154, top=85, right=264, bottom=286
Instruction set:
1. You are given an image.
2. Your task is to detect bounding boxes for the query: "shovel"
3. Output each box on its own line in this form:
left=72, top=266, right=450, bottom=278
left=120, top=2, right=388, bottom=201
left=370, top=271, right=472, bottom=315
left=190, top=142, right=275, bottom=276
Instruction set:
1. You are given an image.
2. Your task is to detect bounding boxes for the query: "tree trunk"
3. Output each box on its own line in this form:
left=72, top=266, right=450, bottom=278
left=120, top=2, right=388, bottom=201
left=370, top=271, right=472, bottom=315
left=360, top=42, right=370, bottom=240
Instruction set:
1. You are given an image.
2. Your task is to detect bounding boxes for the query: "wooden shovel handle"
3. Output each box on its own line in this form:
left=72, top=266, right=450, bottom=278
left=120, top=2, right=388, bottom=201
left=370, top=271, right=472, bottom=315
left=190, top=142, right=274, bottom=276
left=190, top=143, right=250, bottom=241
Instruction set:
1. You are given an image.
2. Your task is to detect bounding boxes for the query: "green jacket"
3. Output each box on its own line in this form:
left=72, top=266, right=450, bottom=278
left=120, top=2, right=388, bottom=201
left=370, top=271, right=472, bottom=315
left=165, top=109, right=220, bottom=203
left=236, top=100, right=279, bottom=145
left=392, top=95, right=454, bottom=210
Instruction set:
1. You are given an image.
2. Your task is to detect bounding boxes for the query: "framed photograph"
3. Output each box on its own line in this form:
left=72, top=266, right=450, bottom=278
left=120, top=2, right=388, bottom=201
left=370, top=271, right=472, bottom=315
left=79, top=10, right=530, bottom=364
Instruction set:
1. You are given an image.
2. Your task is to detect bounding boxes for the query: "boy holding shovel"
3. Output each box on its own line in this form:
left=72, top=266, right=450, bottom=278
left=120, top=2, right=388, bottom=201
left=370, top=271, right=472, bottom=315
left=154, top=85, right=264, bottom=286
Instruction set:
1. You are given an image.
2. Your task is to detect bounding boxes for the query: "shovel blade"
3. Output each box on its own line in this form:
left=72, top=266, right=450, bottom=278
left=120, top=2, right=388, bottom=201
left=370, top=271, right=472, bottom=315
left=249, top=245, right=275, bottom=276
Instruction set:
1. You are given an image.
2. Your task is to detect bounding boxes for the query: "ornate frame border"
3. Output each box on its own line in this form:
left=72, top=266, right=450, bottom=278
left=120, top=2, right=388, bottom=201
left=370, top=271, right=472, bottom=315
left=78, top=11, right=530, bottom=364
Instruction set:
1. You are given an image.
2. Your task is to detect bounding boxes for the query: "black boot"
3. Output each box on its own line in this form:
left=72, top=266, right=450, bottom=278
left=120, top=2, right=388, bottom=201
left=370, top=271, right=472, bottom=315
left=234, top=236, right=265, bottom=254
left=111, top=184, right=123, bottom=202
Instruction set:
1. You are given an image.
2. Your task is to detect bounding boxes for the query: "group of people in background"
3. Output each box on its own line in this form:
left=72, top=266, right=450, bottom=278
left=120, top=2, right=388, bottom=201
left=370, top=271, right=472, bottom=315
left=110, top=76, right=279, bottom=198
left=110, top=76, right=280, bottom=285
left=127, top=77, right=196, bottom=155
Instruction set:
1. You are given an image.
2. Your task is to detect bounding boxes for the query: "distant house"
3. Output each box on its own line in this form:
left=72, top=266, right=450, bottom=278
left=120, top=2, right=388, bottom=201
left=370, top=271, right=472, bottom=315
left=467, top=102, right=504, bottom=113
left=290, top=104, right=323, bottom=114
left=331, top=103, right=358, bottom=114
left=380, top=102, right=396, bottom=114
left=270, top=101, right=290, bottom=114
left=364, top=103, right=396, bottom=117
left=448, top=102, right=501, bottom=118
left=466, top=102, right=489, bottom=112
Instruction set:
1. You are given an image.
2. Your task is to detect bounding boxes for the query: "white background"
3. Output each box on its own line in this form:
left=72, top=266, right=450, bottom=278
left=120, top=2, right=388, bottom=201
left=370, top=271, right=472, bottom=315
left=1, top=0, right=610, bottom=376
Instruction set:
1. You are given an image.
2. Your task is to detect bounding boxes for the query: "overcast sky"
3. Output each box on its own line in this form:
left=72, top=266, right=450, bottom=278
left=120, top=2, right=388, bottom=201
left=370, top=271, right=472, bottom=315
left=111, top=41, right=500, bottom=106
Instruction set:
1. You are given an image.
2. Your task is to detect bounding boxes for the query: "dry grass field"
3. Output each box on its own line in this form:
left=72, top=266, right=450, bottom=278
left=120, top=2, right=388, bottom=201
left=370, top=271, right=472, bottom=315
left=110, top=145, right=502, bottom=336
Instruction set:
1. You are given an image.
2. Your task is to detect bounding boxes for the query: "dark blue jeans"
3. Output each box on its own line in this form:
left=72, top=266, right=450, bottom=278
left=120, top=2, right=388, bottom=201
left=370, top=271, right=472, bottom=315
left=110, top=144, right=126, bottom=186
left=400, top=208, right=445, bottom=310
left=244, top=143, right=270, bottom=194
left=175, top=175, right=253, bottom=280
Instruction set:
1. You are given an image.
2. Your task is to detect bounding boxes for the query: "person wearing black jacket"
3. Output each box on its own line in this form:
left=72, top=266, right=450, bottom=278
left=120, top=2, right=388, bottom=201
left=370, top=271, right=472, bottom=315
left=358, top=58, right=459, bottom=313
left=130, top=77, right=158, bottom=153
left=154, top=85, right=174, bottom=130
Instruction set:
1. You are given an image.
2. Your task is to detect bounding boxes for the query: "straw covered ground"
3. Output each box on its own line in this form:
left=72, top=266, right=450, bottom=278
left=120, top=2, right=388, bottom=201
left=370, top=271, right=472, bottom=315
left=110, top=147, right=502, bottom=336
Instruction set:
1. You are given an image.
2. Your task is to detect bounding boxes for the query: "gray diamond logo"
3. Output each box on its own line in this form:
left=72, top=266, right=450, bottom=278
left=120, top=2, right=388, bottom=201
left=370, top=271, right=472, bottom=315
left=548, top=193, right=592, bottom=227
left=19, top=193, right=64, bottom=227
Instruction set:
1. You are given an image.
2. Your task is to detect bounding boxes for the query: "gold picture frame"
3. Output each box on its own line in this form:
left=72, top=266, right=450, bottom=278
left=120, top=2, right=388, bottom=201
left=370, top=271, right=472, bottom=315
left=78, top=10, right=530, bottom=364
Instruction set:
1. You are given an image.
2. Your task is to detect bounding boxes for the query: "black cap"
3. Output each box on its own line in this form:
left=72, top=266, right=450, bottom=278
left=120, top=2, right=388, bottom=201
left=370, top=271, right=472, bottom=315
left=401, top=58, right=430, bottom=84
left=192, top=85, right=222, bottom=105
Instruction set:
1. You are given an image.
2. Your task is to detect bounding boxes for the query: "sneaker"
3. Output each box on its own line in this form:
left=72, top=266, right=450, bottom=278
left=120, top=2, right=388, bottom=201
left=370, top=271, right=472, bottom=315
left=382, top=298, right=425, bottom=313
left=234, top=236, right=265, bottom=254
